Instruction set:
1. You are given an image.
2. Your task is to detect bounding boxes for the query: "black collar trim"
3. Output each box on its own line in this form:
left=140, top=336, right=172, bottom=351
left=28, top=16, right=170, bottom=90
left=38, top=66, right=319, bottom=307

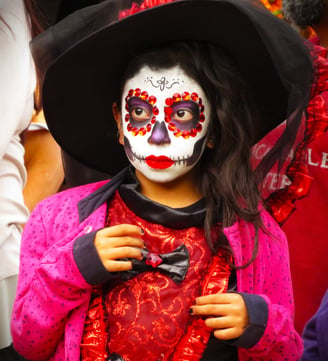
left=77, top=167, right=129, bottom=223
left=77, top=167, right=206, bottom=228
left=118, top=181, right=206, bottom=229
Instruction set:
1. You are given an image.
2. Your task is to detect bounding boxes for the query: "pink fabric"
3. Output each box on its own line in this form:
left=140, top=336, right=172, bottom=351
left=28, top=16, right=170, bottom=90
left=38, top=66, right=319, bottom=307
left=11, top=181, right=302, bottom=360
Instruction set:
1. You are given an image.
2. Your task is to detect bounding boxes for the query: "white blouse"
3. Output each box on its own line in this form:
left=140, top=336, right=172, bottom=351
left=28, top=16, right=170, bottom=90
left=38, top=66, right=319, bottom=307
left=0, top=0, right=36, bottom=281
left=0, top=0, right=36, bottom=347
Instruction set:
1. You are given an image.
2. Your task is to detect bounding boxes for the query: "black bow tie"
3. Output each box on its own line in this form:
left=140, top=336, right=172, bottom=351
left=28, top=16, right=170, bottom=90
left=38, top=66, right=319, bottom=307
left=121, top=244, right=190, bottom=284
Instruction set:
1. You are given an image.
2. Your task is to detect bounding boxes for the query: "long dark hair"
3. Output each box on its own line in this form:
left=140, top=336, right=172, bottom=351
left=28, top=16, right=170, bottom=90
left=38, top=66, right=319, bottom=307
left=120, top=41, right=262, bottom=264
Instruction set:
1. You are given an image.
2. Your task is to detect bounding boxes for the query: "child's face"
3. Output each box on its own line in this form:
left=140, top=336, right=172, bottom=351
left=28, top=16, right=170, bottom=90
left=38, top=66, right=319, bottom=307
left=118, top=65, right=211, bottom=184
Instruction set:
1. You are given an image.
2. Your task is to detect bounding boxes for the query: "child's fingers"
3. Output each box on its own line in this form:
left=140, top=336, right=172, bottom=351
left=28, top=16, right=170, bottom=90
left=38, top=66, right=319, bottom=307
left=95, top=235, right=145, bottom=250
left=200, top=313, right=246, bottom=340
left=94, top=224, right=145, bottom=251
left=103, top=259, right=133, bottom=272
left=98, top=245, right=144, bottom=272
left=207, top=312, right=247, bottom=330
left=190, top=292, right=248, bottom=340
left=195, top=292, right=239, bottom=305
left=194, top=293, right=247, bottom=318
left=94, top=224, right=145, bottom=271
left=204, top=315, right=231, bottom=328
left=98, top=224, right=144, bottom=238
left=101, top=246, right=143, bottom=262
left=191, top=303, right=231, bottom=317
left=213, top=326, right=244, bottom=340
left=100, top=245, right=145, bottom=272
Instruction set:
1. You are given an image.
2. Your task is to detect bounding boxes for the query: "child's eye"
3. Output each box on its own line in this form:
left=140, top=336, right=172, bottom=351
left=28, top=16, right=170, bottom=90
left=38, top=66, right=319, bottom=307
left=173, top=108, right=194, bottom=123
left=131, top=107, right=151, bottom=121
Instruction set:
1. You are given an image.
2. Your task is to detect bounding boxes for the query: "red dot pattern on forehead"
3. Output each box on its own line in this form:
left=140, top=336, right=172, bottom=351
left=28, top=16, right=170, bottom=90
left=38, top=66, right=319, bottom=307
left=124, top=88, right=205, bottom=138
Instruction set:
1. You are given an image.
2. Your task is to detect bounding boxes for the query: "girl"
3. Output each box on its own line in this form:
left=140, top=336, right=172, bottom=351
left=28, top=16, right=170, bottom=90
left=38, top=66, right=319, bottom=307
left=11, top=0, right=312, bottom=360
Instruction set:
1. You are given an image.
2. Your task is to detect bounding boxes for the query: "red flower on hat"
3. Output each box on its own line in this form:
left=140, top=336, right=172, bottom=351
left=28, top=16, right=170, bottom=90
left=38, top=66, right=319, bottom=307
left=119, top=0, right=175, bottom=19
left=260, top=0, right=283, bottom=18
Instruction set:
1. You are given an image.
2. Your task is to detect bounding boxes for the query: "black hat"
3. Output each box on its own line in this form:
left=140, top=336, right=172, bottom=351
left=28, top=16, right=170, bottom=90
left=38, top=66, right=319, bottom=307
left=32, top=0, right=313, bottom=174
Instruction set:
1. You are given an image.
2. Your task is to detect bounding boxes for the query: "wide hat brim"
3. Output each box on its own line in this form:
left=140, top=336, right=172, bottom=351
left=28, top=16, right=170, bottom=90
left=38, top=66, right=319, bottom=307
left=35, top=0, right=312, bottom=174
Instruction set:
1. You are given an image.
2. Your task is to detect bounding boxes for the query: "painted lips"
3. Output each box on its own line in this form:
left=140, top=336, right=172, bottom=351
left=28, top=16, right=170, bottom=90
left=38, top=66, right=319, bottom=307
left=145, top=155, right=175, bottom=169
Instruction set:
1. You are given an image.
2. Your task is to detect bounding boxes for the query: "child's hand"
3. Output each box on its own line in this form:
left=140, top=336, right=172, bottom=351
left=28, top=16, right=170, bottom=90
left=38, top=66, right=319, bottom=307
left=191, top=293, right=248, bottom=340
left=94, top=224, right=145, bottom=272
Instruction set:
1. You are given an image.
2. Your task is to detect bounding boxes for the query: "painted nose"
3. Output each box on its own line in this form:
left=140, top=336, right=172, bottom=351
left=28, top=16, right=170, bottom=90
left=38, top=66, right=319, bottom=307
left=148, top=121, right=171, bottom=145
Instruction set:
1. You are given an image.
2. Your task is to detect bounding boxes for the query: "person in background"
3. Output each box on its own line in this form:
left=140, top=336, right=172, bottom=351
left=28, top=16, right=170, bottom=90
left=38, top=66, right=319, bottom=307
left=11, top=0, right=312, bottom=360
left=0, top=0, right=63, bottom=359
left=23, top=109, right=64, bottom=211
left=283, top=0, right=328, bottom=47
left=0, top=0, right=36, bottom=358
left=301, top=289, right=328, bottom=361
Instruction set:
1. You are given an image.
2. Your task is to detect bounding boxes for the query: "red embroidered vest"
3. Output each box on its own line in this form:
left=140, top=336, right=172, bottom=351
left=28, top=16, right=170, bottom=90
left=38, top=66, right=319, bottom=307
left=80, top=192, right=231, bottom=361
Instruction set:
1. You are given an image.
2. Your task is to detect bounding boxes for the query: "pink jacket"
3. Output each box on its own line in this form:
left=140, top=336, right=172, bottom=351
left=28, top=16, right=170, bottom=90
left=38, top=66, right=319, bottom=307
left=11, top=180, right=302, bottom=360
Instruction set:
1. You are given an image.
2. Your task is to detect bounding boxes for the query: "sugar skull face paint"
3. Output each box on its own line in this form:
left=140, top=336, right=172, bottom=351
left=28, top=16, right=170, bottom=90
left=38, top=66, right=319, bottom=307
left=120, top=65, right=211, bottom=183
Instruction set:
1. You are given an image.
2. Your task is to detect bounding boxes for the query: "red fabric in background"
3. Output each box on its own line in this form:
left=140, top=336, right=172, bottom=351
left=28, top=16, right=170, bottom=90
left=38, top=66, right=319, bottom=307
left=253, top=126, right=328, bottom=334
left=251, top=42, right=328, bottom=333
left=283, top=133, right=328, bottom=333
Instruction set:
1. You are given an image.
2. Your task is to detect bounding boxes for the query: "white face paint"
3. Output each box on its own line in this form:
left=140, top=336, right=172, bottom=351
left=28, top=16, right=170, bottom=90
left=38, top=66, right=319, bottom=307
left=120, top=65, right=211, bottom=183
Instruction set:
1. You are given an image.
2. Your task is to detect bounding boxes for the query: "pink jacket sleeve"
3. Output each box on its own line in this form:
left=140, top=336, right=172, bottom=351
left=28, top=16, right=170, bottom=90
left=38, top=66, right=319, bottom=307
left=227, top=210, right=303, bottom=360
left=11, top=199, right=93, bottom=360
